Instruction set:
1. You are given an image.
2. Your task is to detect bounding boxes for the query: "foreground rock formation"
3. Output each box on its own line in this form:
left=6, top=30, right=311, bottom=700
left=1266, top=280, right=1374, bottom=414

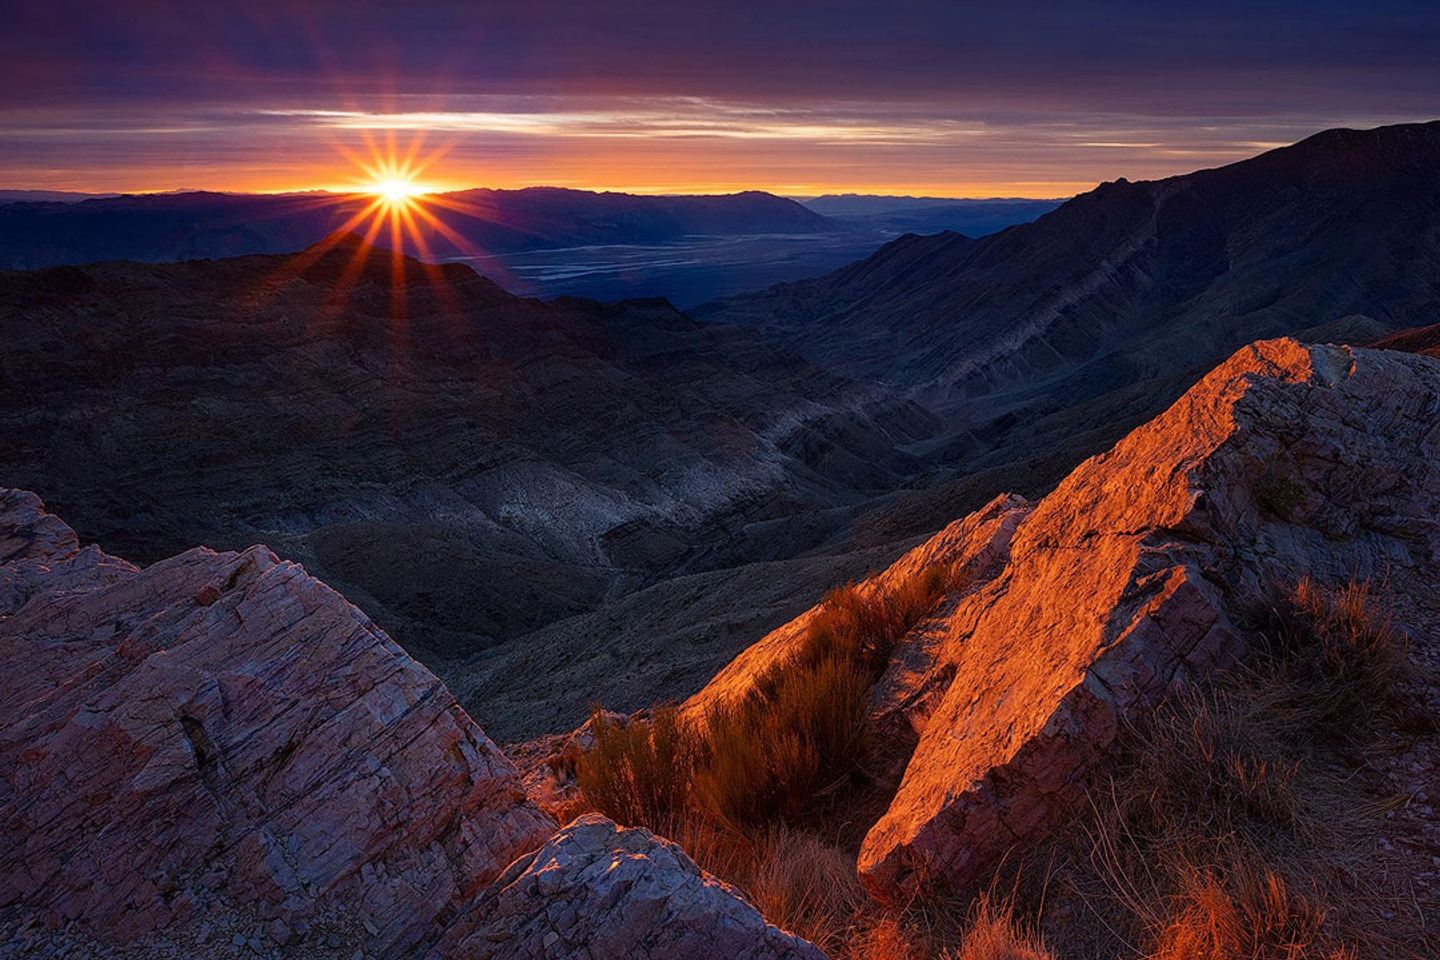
left=863, top=338, right=1440, bottom=901
left=0, top=488, right=556, bottom=954
left=687, top=338, right=1440, bottom=905
left=0, top=490, right=826, bottom=958
left=429, top=814, right=825, bottom=960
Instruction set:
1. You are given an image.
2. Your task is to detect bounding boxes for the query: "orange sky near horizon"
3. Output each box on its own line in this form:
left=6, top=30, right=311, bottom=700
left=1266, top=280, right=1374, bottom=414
left=7, top=2, right=1438, bottom=201
left=0, top=116, right=1314, bottom=200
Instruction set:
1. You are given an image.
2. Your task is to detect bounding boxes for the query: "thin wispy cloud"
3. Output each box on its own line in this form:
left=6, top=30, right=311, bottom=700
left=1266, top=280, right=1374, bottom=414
left=3, top=0, right=1436, bottom=194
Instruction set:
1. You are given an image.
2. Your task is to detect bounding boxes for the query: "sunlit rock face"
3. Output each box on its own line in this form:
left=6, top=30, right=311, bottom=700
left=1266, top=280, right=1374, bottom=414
left=0, top=489, right=555, bottom=955
left=682, top=490, right=1033, bottom=729
left=681, top=337, right=1440, bottom=906
left=858, top=339, right=1440, bottom=902
left=428, top=814, right=827, bottom=960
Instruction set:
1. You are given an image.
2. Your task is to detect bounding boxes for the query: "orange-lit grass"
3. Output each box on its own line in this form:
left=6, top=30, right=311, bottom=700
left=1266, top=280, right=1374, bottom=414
left=1055, top=575, right=1414, bottom=959
left=575, top=563, right=964, bottom=953
left=579, top=563, right=961, bottom=831
left=1150, top=857, right=1341, bottom=960
left=943, top=896, right=1057, bottom=960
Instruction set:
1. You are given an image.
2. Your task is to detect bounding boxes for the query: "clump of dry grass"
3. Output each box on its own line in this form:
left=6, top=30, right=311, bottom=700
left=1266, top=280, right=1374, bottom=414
left=748, top=828, right=870, bottom=954
left=1050, top=575, right=1415, bottom=959
left=696, top=651, right=873, bottom=825
left=579, top=563, right=961, bottom=831
left=800, top=563, right=959, bottom=676
left=1264, top=575, right=1406, bottom=722
left=575, top=706, right=700, bottom=827
left=1150, top=855, right=1341, bottom=960
left=944, top=896, right=1056, bottom=960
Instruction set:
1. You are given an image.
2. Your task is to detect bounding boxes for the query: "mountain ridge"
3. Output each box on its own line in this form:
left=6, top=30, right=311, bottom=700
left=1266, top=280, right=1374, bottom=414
left=0, top=186, right=834, bottom=270
left=0, top=235, right=937, bottom=736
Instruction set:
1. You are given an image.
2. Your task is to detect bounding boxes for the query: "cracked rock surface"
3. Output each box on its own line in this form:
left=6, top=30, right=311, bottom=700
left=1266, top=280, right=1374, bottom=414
left=428, top=814, right=825, bottom=960
left=858, top=339, right=1440, bottom=901
left=0, top=489, right=555, bottom=956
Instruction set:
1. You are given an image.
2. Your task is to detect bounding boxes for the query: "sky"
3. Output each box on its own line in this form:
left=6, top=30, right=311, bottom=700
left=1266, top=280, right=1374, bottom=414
left=3, top=0, right=1438, bottom=197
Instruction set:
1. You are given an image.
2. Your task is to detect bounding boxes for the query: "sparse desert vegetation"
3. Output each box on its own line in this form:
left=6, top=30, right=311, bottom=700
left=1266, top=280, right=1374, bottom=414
left=1020, top=575, right=1423, bottom=960
left=572, top=573, right=1429, bottom=959
left=578, top=563, right=960, bottom=831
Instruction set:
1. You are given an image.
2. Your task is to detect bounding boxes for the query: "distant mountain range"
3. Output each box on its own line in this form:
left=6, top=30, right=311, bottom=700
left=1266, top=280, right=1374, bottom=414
left=0, top=187, right=1063, bottom=305
left=0, top=187, right=836, bottom=270
left=699, top=121, right=1440, bottom=517
left=802, top=194, right=1063, bottom=235
left=0, top=189, right=118, bottom=203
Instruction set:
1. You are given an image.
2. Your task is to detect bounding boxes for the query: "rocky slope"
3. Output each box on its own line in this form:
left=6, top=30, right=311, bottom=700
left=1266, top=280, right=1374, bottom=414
left=0, top=488, right=553, bottom=955
left=699, top=122, right=1440, bottom=542
left=685, top=338, right=1440, bottom=905
left=1369, top=320, right=1440, bottom=359
left=0, top=238, right=934, bottom=736
left=428, top=815, right=824, bottom=960
left=0, top=490, right=825, bottom=959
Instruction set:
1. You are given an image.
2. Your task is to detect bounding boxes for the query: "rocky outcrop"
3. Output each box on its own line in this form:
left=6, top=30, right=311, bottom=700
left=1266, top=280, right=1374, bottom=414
left=857, top=339, right=1440, bottom=902
left=429, top=814, right=826, bottom=960
left=0, top=490, right=555, bottom=954
left=683, top=492, right=1031, bottom=728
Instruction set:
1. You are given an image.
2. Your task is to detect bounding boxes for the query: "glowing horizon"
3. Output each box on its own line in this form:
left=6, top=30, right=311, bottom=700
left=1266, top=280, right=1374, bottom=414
left=5, top=3, right=1438, bottom=201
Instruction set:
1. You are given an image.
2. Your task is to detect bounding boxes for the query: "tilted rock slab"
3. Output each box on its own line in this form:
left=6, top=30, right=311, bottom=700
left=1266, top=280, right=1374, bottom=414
left=683, top=491, right=1032, bottom=726
left=428, top=813, right=826, bottom=960
left=859, top=339, right=1440, bottom=902
left=0, top=489, right=555, bottom=954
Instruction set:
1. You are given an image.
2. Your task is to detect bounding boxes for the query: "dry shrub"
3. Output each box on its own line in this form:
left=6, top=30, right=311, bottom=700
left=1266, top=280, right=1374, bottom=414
left=580, top=563, right=961, bottom=832
left=697, top=652, right=872, bottom=825
left=1059, top=575, right=1413, bottom=959
left=802, top=563, right=959, bottom=676
left=574, top=706, right=700, bottom=827
left=945, top=896, right=1056, bottom=960
left=1151, top=856, right=1338, bottom=960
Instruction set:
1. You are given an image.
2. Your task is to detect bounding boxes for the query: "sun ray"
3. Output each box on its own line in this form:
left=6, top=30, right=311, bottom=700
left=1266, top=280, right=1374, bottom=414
left=249, top=130, right=505, bottom=350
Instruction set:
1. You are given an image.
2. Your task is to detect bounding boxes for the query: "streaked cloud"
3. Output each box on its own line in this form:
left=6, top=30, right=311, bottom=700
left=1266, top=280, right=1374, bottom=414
left=2, top=1, right=1436, bottom=195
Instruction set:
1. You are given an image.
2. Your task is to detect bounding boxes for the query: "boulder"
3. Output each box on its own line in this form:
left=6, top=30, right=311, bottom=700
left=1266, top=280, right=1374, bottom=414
left=0, top=490, right=555, bottom=954
left=858, top=339, right=1440, bottom=902
left=428, top=813, right=826, bottom=960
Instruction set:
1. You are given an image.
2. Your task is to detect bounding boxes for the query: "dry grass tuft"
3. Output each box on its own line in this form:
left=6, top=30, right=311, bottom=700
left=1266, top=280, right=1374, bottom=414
left=1150, top=855, right=1340, bottom=960
left=748, top=828, right=870, bottom=954
left=1050, top=575, right=1416, bottom=959
left=695, top=651, right=873, bottom=825
left=1269, top=576, right=1407, bottom=721
left=575, top=706, right=700, bottom=827
left=944, top=896, right=1056, bottom=960
left=579, top=563, right=961, bottom=831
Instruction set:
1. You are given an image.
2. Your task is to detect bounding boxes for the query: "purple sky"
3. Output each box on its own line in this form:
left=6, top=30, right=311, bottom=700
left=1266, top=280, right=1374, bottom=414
left=4, top=0, right=1438, bottom=195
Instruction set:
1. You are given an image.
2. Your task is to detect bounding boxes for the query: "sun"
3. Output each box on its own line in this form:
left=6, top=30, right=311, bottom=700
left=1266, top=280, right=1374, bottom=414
left=369, top=176, right=429, bottom=206
left=281, top=132, right=502, bottom=323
